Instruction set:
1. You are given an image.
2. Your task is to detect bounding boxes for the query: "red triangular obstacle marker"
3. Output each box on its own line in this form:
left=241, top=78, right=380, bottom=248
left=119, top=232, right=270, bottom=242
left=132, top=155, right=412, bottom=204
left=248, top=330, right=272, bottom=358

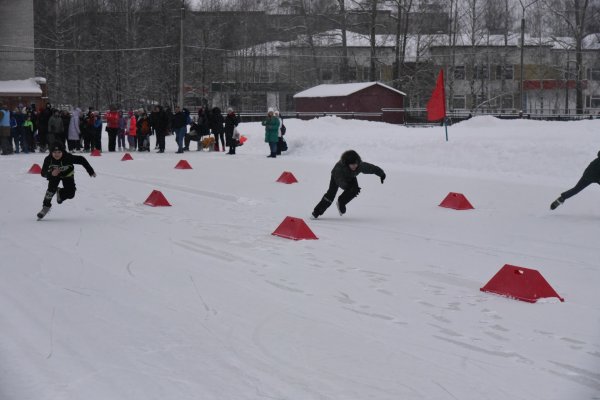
left=90, top=149, right=101, bottom=156
left=439, top=192, right=474, bottom=210
left=480, top=264, right=564, bottom=303
left=144, top=190, right=171, bottom=207
left=272, top=216, right=318, bottom=240
left=174, top=160, right=192, bottom=169
left=121, top=153, right=133, bottom=161
left=27, top=164, right=42, bottom=174
left=276, top=171, right=298, bottom=184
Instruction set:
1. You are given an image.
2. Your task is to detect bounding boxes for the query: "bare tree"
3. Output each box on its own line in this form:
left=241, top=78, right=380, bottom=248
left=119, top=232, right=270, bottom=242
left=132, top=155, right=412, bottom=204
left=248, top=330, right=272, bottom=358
left=545, top=0, right=593, bottom=114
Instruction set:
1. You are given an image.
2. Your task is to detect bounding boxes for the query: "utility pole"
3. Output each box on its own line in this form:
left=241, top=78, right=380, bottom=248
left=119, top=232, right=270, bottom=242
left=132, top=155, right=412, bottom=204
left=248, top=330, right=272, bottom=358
left=178, top=0, right=185, bottom=107
left=518, top=0, right=540, bottom=116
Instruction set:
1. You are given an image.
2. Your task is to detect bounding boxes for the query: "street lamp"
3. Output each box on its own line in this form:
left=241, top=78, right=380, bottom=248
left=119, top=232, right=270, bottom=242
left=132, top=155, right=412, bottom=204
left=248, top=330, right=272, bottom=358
left=178, top=0, right=185, bottom=108
left=518, top=0, right=540, bottom=116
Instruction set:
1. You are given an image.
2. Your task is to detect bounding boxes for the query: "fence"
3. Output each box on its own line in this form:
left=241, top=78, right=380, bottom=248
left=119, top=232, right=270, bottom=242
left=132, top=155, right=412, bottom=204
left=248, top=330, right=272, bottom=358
left=240, top=109, right=600, bottom=125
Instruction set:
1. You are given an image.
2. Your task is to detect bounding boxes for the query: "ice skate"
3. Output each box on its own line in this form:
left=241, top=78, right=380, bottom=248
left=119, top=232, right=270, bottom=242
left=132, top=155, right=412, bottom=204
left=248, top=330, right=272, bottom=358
left=36, top=205, right=51, bottom=220
left=336, top=199, right=346, bottom=216
left=550, top=197, right=563, bottom=210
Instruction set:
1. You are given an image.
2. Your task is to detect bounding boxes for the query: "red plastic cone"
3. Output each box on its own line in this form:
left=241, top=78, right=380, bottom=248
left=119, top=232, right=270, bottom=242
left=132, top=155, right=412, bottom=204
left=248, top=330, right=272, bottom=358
left=174, top=160, right=192, bottom=169
left=144, top=190, right=171, bottom=207
left=480, top=264, right=564, bottom=303
left=27, top=164, right=42, bottom=174
left=272, top=216, right=318, bottom=240
left=121, top=153, right=134, bottom=161
left=90, top=149, right=101, bottom=156
left=276, top=171, right=298, bottom=184
left=439, top=192, right=474, bottom=210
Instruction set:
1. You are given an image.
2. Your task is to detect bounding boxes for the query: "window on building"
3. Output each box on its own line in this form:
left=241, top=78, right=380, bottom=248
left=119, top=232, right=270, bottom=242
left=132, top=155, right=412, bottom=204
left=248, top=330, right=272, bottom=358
left=502, top=94, right=514, bottom=110
left=474, top=65, right=489, bottom=80
left=586, top=95, right=600, bottom=108
left=495, top=65, right=513, bottom=80
left=474, top=94, right=488, bottom=109
left=452, top=95, right=466, bottom=109
left=453, top=65, right=465, bottom=80
left=587, top=68, right=600, bottom=81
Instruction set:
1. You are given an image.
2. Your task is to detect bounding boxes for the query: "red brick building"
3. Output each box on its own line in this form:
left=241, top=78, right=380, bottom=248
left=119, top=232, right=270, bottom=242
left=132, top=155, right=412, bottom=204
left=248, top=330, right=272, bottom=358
left=0, top=77, right=47, bottom=110
left=293, top=82, right=406, bottom=123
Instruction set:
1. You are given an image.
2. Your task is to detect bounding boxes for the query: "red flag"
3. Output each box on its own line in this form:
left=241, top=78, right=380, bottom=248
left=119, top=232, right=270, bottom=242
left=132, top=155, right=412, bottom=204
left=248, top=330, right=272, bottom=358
left=427, top=69, right=446, bottom=122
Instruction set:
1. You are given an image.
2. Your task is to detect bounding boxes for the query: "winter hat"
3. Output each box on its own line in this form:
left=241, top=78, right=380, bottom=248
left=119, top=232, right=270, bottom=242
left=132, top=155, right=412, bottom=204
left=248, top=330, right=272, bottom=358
left=50, top=142, right=65, bottom=152
left=341, top=150, right=361, bottom=166
left=267, top=107, right=274, bottom=113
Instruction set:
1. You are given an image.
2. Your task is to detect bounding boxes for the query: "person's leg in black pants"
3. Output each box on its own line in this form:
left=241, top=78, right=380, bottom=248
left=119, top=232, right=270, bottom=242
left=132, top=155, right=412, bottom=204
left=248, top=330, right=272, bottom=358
left=312, top=176, right=339, bottom=218
left=57, top=177, right=77, bottom=203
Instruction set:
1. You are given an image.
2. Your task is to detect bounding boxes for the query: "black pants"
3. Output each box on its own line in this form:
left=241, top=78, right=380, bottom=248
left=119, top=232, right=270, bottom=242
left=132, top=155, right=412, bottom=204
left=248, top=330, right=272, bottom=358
left=43, top=177, right=76, bottom=207
left=107, top=127, right=119, bottom=151
left=312, top=176, right=360, bottom=217
left=157, top=130, right=166, bottom=151
left=213, top=132, right=224, bottom=150
left=561, top=176, right=599, bottom=201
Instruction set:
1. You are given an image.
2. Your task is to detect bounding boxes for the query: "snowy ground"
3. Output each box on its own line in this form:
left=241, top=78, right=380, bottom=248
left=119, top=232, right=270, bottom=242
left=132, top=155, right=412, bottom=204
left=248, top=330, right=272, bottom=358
left=1, top=116, right=599, bottom=400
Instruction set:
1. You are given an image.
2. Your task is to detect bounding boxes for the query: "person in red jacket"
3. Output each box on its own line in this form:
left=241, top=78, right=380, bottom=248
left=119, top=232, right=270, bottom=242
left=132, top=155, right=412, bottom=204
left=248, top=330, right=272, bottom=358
left=127, top=110, right=137, bottom=151
left=105, top=104, right=120, bottom=152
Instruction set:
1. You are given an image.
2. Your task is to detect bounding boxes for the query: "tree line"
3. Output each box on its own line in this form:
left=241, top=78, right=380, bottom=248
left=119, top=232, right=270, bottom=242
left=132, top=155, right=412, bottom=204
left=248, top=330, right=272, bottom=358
left=33, top=0, right=598, bottom=113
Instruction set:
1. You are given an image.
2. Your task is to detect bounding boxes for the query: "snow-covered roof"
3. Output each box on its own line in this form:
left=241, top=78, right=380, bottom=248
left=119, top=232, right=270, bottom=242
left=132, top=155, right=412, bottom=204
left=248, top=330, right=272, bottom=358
left=0, top=78, right=43, bottom=96
left=294, top=82, right=406, bottom=98
left=233, top=31, right=600, bottom=61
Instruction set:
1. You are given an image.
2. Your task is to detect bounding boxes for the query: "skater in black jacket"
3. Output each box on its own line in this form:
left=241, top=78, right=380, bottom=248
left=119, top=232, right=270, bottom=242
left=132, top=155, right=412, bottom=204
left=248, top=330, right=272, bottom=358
left=551, top=150, right=600, bottom=210
left=37, top=142, right=96, bottom=219
left=311, top=150, right=386, bottom=219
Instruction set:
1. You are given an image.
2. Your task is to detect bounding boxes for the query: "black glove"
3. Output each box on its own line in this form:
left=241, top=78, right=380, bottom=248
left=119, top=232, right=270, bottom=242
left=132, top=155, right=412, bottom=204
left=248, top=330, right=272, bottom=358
left=380, top=173, right=386, bottom=184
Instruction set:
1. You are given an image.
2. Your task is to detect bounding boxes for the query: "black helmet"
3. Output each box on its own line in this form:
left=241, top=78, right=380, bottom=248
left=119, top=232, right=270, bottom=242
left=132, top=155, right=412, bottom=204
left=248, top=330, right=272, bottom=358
left=49, top=142, right=65, bottom=152
left=341, top=150, right=361, bottom=166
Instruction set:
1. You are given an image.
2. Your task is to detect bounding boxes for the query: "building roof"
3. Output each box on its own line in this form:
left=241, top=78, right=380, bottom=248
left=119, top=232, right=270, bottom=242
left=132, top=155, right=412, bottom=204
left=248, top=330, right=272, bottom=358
left=0, top=78, right=43, bottom=96
left=294, top=82, right=406, bottom=99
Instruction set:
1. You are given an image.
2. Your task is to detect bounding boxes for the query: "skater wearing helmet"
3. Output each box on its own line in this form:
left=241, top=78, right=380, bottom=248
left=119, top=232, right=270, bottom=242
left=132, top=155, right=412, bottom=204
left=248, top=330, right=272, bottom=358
left=311, top=150, right=386, bottom=219
left=37, top=142, right=96, bottom=219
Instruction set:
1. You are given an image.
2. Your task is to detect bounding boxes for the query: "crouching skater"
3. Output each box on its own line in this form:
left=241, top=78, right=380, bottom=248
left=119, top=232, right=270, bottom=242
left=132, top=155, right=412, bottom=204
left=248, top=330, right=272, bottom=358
left=37, top=142, right=96, bottom=219
left=311, top=150, right=386, bottom=219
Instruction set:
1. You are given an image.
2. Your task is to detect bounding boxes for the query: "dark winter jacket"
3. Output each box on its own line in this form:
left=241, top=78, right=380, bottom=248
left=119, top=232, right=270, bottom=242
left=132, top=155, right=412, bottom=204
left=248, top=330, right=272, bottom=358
left=196, top=109, right=209, bottom=135
left=209, top=108, right=224, bottom=134
left=48, top=114, right=64, bottom=134
left=224, top=112, right=240, bottom=145
left=150, top=108, right=169, bottom=133
left=582, top=152, right=600, bottom=180
left=331, top=150, right=385, bottom=190
left=172, top=111, right=187, bottom=130
left=41, top=152, right=95, bottom=179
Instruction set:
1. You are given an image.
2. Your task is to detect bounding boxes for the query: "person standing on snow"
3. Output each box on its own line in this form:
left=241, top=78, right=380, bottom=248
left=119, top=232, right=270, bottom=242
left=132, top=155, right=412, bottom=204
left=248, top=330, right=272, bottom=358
left=311, top=150, right=386, bottom=219
left=224, top=107, right=240, bottom=155
left=37, top=142, right=96, bottom=220
left=67, top=108, right=82, bottom=152
left=551, top=150, right=600, bottom=210
left=262, top=107, right=280, bottom=158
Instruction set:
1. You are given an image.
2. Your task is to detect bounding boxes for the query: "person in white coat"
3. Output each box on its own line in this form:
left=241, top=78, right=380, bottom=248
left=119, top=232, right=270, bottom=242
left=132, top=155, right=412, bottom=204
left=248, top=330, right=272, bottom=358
left=67, top=108, right=82, bottom=152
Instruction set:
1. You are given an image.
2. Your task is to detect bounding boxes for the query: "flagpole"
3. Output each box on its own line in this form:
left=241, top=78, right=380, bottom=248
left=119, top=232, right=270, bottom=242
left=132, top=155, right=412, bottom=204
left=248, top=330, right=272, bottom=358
left=444, top=117, right=448, bottom=142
